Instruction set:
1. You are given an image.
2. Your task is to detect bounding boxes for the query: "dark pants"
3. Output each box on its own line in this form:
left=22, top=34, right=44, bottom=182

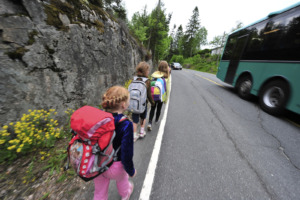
left=132, top=104, right=147, bottom=124
left=149, top=101, right=163, bottom=123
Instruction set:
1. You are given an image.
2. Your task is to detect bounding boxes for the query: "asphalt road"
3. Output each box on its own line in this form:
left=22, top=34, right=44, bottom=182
left=106, top=69, right=300, bottom=200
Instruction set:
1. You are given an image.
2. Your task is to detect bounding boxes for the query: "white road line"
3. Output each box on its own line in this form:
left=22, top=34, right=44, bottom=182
left=139, top=75, right=172, bottom=200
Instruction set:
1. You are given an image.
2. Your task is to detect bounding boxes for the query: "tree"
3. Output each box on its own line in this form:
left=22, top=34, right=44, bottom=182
left=169, top=24, right=176, bottom=52
left=231, top=21, right=244, bottom=32
left=112, top=0, right=127, bottom=20
left=210, top=21, right=244, bottom=48
left=210, top=33, right=226, bottom=49
left=166, top=24, right=177, bottom=61
left=183, top=6, right=206, bottom=57
left=174, top=25, right=184, bottom=54
left=128, top=7, right=149, bottom=44
left=146, top=0, right=171, bottom=64
left=194, top=27, right=207, bottom=51
left=185, top=7, right=200, bottom=40
left=103, top=0, right=127, bottom=20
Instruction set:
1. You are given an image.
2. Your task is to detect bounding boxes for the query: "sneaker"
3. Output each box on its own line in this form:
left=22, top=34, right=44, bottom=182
left=155, top=120, right=159, bottom=125
left=139, top=131, right=146, bottom=138
left=147, top=123, right=152, bottom=131
left=121, top=181, right=134, bottom=200
left=133, top=133, right=139, bottom=142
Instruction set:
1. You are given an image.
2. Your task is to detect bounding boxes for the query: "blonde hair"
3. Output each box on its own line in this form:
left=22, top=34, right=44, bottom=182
left=158, top=60, right=169, bottom=78
left=101, top=86, right=129, bottom=110
left=136, top=61, right=150, bottom=77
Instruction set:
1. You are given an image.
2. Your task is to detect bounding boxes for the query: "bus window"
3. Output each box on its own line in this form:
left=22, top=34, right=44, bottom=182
left=242, top=23, right=266, bottom=60
left=262, top=19, right=285, bottom=60
left=222, top=35, right=237, bottom=60
left=284, top=13, right=300, bottom=60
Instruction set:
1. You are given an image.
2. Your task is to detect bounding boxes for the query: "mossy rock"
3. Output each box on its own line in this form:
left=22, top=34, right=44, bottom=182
left=6, top=47, right=29, bottom=60
left=27, top=30, right=39, bottom=45
left=44, top=0, right=108, bottom=32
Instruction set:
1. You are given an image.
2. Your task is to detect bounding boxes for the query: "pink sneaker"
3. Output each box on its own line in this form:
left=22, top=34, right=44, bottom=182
left=139, top=131, right=146, bottom=138
left=121, top=181, right=134, bottom=200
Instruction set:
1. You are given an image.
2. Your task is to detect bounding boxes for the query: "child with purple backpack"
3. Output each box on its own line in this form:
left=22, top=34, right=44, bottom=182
left=147, top=61, right=170, bottom=131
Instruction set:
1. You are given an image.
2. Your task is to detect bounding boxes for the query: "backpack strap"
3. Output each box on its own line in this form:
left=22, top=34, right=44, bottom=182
left=113, top=116, right=129, bottom=161
left=133, top=76, right=148, bottom=82
left=64, top=130, right=80, bottom=171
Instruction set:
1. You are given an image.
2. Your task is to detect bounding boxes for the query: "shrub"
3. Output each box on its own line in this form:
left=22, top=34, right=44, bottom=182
left=170, top=55, right=184, bottom=64
left=0, top=109, right=63, bottom=163
left=181, top=54, right=219, bottom=74
left=124, top=79, right=132, bottom=89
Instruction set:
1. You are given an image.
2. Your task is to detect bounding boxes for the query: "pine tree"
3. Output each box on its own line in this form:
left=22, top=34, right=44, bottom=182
left=175, top=25, right=184, bottom=55
left=184, top=6, right=204, bottom=57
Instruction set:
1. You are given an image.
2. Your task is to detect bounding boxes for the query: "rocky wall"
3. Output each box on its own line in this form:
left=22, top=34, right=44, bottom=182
left=0, top=0, right=150, bottom=125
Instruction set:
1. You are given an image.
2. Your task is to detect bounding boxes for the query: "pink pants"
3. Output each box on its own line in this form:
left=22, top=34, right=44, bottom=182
left=93, top=161, right=131, bottom=200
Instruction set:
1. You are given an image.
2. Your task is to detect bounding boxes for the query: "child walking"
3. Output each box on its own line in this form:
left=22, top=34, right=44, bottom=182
left=131, top=62, right=155, bottom=141
left=147, top=61, right=170, bottom=131
left=94, top=86, right=136, bottom=200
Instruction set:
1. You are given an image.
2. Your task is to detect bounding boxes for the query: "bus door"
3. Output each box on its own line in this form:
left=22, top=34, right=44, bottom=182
left=225, top=34, right=249, bottom=84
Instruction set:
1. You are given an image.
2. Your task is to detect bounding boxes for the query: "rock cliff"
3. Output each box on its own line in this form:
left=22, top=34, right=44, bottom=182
left=0, top=0, right=150, bottom=125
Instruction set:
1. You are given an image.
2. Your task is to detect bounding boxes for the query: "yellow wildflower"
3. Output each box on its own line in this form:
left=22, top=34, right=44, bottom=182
left=9, top=140, right=15, bottom=144
left=7, top=145, right=16, bottom=150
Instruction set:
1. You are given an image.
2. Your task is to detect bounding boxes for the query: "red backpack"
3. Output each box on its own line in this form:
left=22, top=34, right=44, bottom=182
left=65, top=106, right=127, bottom=181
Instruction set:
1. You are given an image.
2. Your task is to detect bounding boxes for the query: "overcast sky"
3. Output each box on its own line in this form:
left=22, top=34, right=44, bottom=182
left=124, top=0, right=299, bottom=48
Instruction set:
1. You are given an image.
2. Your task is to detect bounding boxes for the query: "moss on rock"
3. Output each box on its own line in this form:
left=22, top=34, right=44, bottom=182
left=27, top=30, right=38, bottom=45
left=44, top=0, right=109, bottom=33
left=6, top=47, right=29, bottom=60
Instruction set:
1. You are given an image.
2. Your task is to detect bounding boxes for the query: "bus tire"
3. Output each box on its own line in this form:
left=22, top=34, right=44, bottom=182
left=236, top=75, right=253, bottom=100
left=259, top=80, right=289, bottom=115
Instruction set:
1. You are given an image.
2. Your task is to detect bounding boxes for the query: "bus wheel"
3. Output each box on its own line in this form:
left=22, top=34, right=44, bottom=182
left=236, top=76, right=253, bottom=100
left=259, top=80, right=289, bottom=115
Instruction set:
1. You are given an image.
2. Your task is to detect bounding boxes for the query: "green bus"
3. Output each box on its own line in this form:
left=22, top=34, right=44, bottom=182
left=217, top=2, right=300, bottom=115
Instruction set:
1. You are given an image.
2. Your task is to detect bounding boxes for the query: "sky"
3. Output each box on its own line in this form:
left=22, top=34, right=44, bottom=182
left=123, top=0, right=300, bottom=48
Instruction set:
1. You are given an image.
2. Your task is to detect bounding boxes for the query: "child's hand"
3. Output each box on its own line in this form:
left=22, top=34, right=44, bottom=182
left=131, top=169, right=137, bottom=177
